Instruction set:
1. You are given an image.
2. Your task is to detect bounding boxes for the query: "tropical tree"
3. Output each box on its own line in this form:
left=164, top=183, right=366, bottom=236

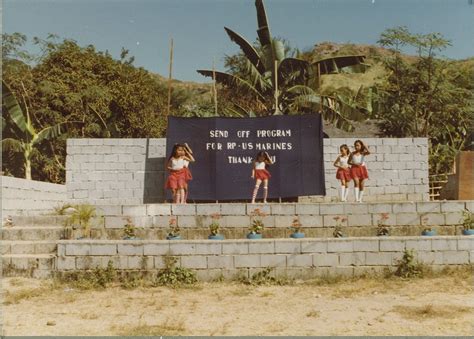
left=197, top=0, right=368, bottom=130
left=2, top=80, right=79, bottom=179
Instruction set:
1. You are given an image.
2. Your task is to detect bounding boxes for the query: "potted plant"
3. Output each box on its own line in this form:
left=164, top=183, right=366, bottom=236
left=65, top=204, right=96, bottom=239
left=289, top=217, right=304, bottom=238
left=461, top=209, right=474, bottom=235
left=247, top=208, right=265, bottom=239
left=166, top=217, right=181, bottom=240
left=421, top=216, right=436, bottom=236
left=123, top=217, right=139, bottom=240
left=377, top=213, right=390, bottom=236
left=208, top=213, right=224, bottom=240
left=332, top=216, right=347, bottom=238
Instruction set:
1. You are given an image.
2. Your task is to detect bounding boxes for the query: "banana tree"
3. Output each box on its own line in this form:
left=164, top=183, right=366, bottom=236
left=2, top=80, right=79, bottom=179
left=197, top=0, right=369, bottom=130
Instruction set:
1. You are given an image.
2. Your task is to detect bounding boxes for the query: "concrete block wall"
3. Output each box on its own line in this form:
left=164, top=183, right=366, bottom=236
left=88, top=201, right=472, bottom=239
left=66, top=138, right=429, bottom=205
left=56, top=236, right=474, bottom=280
left=1, top=176, right=67, bottom=216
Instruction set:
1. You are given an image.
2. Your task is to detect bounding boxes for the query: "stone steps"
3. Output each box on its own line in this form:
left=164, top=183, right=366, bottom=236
left=0, top=226, right=65, bottom=241
left=2, top=253, right=55, bottom=278
left=4, top=215, right=67, bottom=227
left=1, top=240, right=58, bottom=255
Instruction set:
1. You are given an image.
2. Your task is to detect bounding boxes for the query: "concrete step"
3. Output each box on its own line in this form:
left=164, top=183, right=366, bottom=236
left=0, top=226, right=65, bottom=241
left=3, top=215, right=67, bottom=227
left=2, top=254, right=55, bottom=278
left=1, top=240, right=57, bottom=255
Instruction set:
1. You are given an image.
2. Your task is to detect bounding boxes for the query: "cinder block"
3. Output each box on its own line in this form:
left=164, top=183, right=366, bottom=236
left=117, top=243, right=144, bottom=255
left=222, top=241, right=249, bottom=254
left=457, top=239, right=474, bottom=251
left=406, top=239, right=431, bottom=251
left=207, top=255, right=234, bottom=269
left=153, top=216, right=172, bottom=227
left=147, top=204, right=172, bottom=216
left=195, top=242, right=222, bottom=255
left=320, top=204, right=345, bottom=215
left=275, top=240, right=301, bottom=253
left=224, top=216, right=251, bottom=228
left=180, top=255, right=207, bottom=269
left=442, top=251, right=469, bottom=264
left=220, top=204, right=246, bottom=215
left=372, top=213, right=396, bottom=226
left=275, top=215, right=297, bottom=228
left=327, top=239, right=353, bottom=252
left=368, top=203, right=393, bottom=214
left=65, top=244, right=91, bottom=256
left=90, top=244, right=117, bottom=255
left=396, top=213, right=420, bottom=226
left=348, top=214, right=372, bottom=226
left=177, top=216, right=198, bottom=228
left=392, top=202, right=417, bottom=214
left=286, top=254, right=313, bottom=267
left=431, top=238, right=457, bottom=251
left=247, top=204, right=271, bottom=216
left=440, top=202, right=465, bottom=213
left=169, top=241, right=197, bottom=255
left=301, top=240, right=327, bottom=253
left=56, top=256, right=76, bottom=270
left=172, top=204, right=196, bottom=215
left=260, top=254, right=287, bottom=267
left=365, top=252, right=393, bottom=265
left=144, top=243, right=170, bottom=255
left=444, top=212, right=464, bottom=225
left=339, top=252, right=365, bottom=266
left=271, top=204, right=296, bottom=215
left=343, top=203, right=369, bottom=214
left=379, top=239, right=405, bottom=251
left=421, top=213, right=445, bottom=226
left=313, top=253, right=338, bottom=267
left=248, top=240, right=275, bottom=254
left=416, top=202, right=441, bottom=213
left=234, top=254, right=261, bottom=268
left=196, top=204, right=220, bottom=215
left=299, top=215, right=323, bottom=227
left=104, top=216, right=127, bottom=229
left=323, top=215, right=348, bottom=227
left=295, top=204, right=320, bottom=215
left=353, top=239, right=379, bottom=252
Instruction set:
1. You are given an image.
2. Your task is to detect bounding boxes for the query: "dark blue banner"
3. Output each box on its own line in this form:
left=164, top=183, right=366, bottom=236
left=165, top=114, right=325, bottom=201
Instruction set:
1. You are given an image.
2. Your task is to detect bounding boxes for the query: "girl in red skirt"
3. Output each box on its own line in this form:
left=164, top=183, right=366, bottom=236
left=349, top=139, right=370, bottom=203
left=165, top=144, right=195, bottom=204
left=182, top=143, right=193, bottom=203
left=333, top=144, right=351, bottom=202
left=251, top=151, right=273, bottom=203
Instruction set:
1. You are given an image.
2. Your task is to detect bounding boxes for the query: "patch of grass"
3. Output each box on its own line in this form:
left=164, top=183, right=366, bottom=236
left=116, top=319, right=186, bottom=336
left=306, top=310, right=320, bottom=318
left=260, top=291, right=274, bottom=297
left=240, top=267, right=293, bottom=286
left=392, top=304, right=473, bottom=321
left=55, top=261, right=116, bottom=290
left=153, top=256, right=197, bottom=287
left=80, top=313, right=99, bottom=320
left=3, top=287, right=48, bottom=305
left=394, top=249, right=424, bottom=278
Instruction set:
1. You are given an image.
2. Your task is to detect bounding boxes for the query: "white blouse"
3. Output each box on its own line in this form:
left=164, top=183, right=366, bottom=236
left=352, top=154, right=365, bottom=166
left=255, top=161, right=266, bottom=170
left=170, top=158, right=189, bottom=170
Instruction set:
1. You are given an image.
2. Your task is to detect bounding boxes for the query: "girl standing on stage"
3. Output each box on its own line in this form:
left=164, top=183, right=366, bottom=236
left=182, top=143, right=194, bottom=203
left=251, top=151, right=273, bottom=204
left=165, top=144, right=195, bottom=204
left=349, top=139, right=370, bottom=203
left=333, top=144, right=351, bottom=202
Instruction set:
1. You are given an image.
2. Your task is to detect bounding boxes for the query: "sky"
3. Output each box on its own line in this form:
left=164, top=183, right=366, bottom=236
left=3, top=0, right=474, bottom=82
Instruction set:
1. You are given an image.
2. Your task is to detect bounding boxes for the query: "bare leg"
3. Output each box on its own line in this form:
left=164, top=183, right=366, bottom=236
left=174, top=189, right=180, bottom=204
left=251, top=179, right=262, bottom=203
left=353, top=178, right=360, bottom=202
left=178, top=188, right=186, bottom=204
left=263, top=179, right=269, bottom=203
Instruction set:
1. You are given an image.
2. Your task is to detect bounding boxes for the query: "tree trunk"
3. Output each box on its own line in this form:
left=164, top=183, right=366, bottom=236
left=24, top=149, right=32, bottom=180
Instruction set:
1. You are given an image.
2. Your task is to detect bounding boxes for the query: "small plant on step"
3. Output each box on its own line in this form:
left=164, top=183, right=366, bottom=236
left=421, top=216, right=433, bottom=233
left=3, top=215, right=13, bottom=227
left=65, top=204, right=97, bottom=239
left=167, top=217, right=180, bottom=238
left=289, top=216, right=303, bottom=234
left=332, top=216, right=347, bottom=238
left=395, top=249, right=424, bottom=278
left=53, top=203, right=74, bottom=216
left=249, top=208, right=266, bottom=234
left=461, top=209, right=474, bottom=231
left=377, top=212, right=390, bottom=236
left=209, top=213, right=221, bottom=236
left=123, top=217, right=137, bottom=239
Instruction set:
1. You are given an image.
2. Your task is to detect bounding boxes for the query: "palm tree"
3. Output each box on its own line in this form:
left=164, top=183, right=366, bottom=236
left=197, top=0, right=369, bottom=131
left=2, top=80, right=78, bottom=179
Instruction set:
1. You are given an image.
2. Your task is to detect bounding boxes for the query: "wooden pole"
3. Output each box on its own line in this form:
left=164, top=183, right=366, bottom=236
left=274, top=60, right=279, bottom=114
left=167, top=38, right=174, bottom=117
left=212, top=58, right=218, bottom=116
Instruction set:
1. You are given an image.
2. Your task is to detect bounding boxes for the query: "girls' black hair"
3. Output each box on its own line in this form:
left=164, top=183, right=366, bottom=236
left=168, top=143, right=185, bottom=161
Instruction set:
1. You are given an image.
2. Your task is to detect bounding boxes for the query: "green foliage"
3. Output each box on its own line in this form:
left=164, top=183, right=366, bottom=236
left=394, top=249, right=424, bottom=278
left=377, top=26, right=473, bottom=175
left=240, top=267, right=292, bottom=286
left=123, top=217, right=137, bottom=239
left=53, top=203, right=74, bottom=215
left=249, top=208, right=266, bottom=234
left=65, top=204, right=96, bottom=238
left=57, top=261, right=117, bottom=290
left=461, top=209, right=474, bottom=230
left=154, top=255, right=197, bottom=287
left=209, top=213, right=222, bottom=236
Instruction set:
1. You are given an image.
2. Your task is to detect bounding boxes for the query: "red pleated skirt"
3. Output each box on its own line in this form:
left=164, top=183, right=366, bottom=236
left=350, top=165, right=369, bottom=179
left=336, top=168, right=352, bottom=181
left=165, top=169, right=187, bottom=189
left=255, top=169, right=271, bottom=180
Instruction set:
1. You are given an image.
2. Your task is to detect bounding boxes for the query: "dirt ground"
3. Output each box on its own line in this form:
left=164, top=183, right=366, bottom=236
left=2, top=270, right=473, bottom=336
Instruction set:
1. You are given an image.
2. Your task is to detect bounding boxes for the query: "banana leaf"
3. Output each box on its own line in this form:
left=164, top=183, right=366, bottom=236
left=224, top=27, right=265, bottom=74
left=255, top=0, right=271, bottom=47
left=312, top=55, right=366, bottom=75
